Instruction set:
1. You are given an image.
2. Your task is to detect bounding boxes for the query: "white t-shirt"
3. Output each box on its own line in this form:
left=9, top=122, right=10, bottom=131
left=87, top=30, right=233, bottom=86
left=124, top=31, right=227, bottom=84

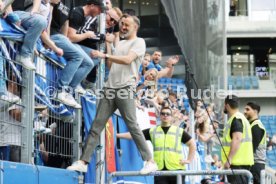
left=105, top=37, right=146, bottom=89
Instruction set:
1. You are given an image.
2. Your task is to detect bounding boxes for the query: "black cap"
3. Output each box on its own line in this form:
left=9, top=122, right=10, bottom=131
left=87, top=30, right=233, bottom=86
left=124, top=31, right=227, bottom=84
left=86, top=0, right=108, bottom=11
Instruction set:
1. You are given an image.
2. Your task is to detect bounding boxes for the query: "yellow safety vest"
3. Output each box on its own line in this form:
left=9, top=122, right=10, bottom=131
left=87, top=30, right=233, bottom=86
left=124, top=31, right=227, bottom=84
left=251, top=119, right=266, bottom=164
left=221, top=112, right=254, bottom=166
left=150, top=125, right=185, bottom=170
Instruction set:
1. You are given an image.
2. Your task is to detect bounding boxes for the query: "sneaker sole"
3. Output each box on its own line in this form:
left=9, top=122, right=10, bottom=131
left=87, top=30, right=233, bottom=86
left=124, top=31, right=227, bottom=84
left=53, top=97, right=81, bottom=109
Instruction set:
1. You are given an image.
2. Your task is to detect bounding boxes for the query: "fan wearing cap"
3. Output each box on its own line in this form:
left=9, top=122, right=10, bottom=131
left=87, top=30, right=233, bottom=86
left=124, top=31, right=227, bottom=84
left=68, top=5, right=122, bottom=90
left=67, top=0, right=105, bottom=43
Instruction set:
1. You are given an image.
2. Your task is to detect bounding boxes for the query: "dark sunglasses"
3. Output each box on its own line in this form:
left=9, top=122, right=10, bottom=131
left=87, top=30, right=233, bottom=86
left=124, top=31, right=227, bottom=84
left=161, top=112, right=171, bottom=116
left=108, top=14, right=118, bottom=24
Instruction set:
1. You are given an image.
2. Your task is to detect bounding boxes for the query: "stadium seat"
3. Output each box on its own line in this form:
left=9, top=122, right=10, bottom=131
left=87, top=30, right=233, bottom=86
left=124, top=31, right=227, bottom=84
left=228, top=76, right=235, bottom=89
left=260, top=115, right=268, bottom=122
left=235, top=76, right=243, bottom=89
left=268, top=116, right=274, bottom=121
left=251, top=76, right=259, bottom=89
left=165, top=78, right=171, bottom=83
left=243, top=76, right=251, bottom=89
left=158, top=78, right=166, bottom=84
left=262, top=121, right=269, bottom=129
left=267, top=151, right=274, bottom=158
left=269, top=119, right=275, bottom=125
left=171, top=78, right=178, bottom=84
left=177, top=79, right=184, bottom=84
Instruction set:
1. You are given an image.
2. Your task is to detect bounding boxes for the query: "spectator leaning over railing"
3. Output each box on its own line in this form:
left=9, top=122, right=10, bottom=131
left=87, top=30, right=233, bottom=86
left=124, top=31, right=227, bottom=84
left=67, top=14, right=158, bottom=174
left=117, top=106, right=196, bottom=184
left=244, top=102, right=266, bottom=184
left=0, top=0, right=47, bottom=70
left=67, top=0, right=112, bottom=93
left=26, top=0, right=64, bottom=57
left=48, top=0, right=104, bottom=108
left=222, top=95, right=254, bottom=184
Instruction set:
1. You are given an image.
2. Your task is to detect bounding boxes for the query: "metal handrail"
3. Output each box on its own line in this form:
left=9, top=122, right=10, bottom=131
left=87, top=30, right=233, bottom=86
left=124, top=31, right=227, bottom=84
left=108, top=169, right=253, bottom=184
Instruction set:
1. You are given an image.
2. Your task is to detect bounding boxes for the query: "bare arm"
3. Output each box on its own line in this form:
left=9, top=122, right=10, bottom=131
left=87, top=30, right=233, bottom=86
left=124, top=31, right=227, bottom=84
left=186, top=139, right=196, bottom=163
left=105, top=42, right=112, bottom=69
left=157, top=56, right=179, bottom=78
left=67, top=26, right=96, bottom=43
left=40, top=30, right=63, bottom=56
left=31, top=0, right=41, bottom=14
left=180, top=139, right=196, bottom=165
left=158, top=67, right=174, bottom=78
left=116, top=132, right=132, bottom=140
left=197, top=132, right=214, bottom=142
left=92, top=49, right=139, bottom=65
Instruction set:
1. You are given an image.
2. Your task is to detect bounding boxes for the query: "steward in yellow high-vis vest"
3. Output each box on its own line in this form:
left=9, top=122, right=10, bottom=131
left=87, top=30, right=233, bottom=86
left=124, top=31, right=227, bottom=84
left=116, top=106, right=196, bottom=184
left=149, top=125, right=185, bottom=170
left=244, top=102, right=266, bottom=184
left=221, top=111, right=254, bottom=166
left=222, top=95, right=254, bottom=184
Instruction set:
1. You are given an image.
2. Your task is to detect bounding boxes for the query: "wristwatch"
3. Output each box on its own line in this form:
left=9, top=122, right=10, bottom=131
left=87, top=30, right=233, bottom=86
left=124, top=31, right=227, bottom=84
left=105, top=54, right=109, bottom=59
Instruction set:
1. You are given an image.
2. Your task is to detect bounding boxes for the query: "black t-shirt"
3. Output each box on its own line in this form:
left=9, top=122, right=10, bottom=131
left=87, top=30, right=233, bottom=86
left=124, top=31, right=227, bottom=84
left=69, top=6, right=98, bottom=49
left=250, top=119, right=265, bottom=153
left=69, top=6, right=85, bottom=31
left=143, top=126, right=191, bottom=144
left=12, top=0, right=33, bottom=11
left=50, top=2, right=71, bottom=35
left=229, top=117, right=243, bottom=139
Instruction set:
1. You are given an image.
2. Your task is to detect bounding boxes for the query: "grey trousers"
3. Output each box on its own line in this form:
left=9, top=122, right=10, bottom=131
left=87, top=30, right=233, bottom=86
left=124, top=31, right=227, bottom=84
left=80, top=87, right=152, bottom=163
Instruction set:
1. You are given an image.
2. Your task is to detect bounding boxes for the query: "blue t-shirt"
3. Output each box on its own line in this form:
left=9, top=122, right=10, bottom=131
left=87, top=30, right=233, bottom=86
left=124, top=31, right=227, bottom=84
left=138, top=62, right=155, bottom=76
left=150, top=61, right=162, bottom=71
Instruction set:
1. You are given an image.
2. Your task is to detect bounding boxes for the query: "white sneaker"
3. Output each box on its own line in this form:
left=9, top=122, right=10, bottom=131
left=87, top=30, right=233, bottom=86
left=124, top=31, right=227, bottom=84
left=57, top=92, right=81, bottom=109
left=34, top=121, right=46, bottom=133
left=20, top=56, right=36, bottom=70
left=67, top=160, right=88, bottom=172
left=0, top=92, right=20, bottom=103
left=140, top=161, right=158, bottom=174
left=75, top=85, right=86, bottom=95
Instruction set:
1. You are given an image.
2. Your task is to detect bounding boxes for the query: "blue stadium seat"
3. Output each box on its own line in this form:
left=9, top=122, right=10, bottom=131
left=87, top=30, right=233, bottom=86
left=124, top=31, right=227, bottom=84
left=270, top=163, right=276, bottom=169
left=243, top=76, right=251, bottom=89
left=165, top=78, right=171, bottom=83
left=177, top=79, right=184, bottom=84
left=158, top=78, right=166, bottom=84
left=267, top=129, right=273, bottom=137
left=260, top=115, right=268, bottom=122
left=251, top=76, right=259, bottom=89
left=171, top=78, right=178, bottom=84
left=262, top=121, right=269, bottom=129
left=274, top=116, right=276, bottom=121
left=268, top=116, right=274, bottom=121
left=269, top=119, right=275, bottom=126
left=235, top=76, right=243, bottom=89
left=267, top=151, right=274, bottom=158
left=228, top=76, right=235, bottom=89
